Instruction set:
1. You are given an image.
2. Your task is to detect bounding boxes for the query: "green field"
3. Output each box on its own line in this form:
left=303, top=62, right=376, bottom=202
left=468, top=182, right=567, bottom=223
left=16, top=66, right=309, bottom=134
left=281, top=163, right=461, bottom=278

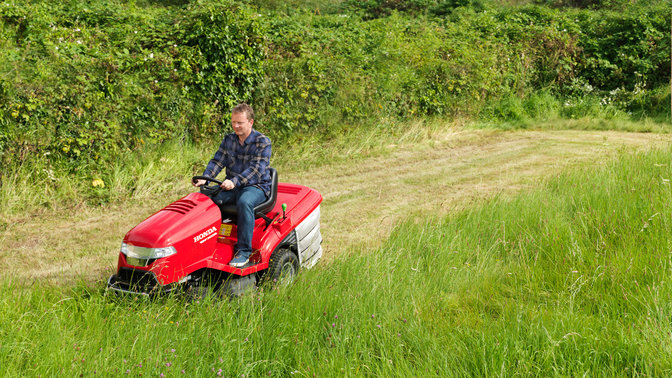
left=2, top=141, right=671, bottom=376
left=2, top=0, right=672, bottom=375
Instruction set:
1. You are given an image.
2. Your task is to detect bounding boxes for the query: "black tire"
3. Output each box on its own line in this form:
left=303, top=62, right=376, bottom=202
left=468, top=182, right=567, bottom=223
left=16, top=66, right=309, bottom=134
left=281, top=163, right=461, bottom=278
left=266, top=248, right=299, bottom=286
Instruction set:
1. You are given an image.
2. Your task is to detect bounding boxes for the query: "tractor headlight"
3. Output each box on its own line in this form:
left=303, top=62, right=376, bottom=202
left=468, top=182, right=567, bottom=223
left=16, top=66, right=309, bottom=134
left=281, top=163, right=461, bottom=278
left=121, top=242, right=177, bottom=260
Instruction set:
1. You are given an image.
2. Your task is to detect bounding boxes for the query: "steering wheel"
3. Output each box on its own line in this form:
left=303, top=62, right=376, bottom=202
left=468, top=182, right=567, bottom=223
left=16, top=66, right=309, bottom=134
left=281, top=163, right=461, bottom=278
left=192, top=176, right=223, bottom=197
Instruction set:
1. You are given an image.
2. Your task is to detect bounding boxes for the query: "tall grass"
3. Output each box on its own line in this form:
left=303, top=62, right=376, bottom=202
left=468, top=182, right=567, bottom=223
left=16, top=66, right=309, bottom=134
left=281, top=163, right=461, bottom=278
left=0, top=117, right=449, bottom=218
left=476, top=87, right=672, bottom=131
left=2, top=144, right=672, bottom=375
left=0, top=140, right=208, bottom=217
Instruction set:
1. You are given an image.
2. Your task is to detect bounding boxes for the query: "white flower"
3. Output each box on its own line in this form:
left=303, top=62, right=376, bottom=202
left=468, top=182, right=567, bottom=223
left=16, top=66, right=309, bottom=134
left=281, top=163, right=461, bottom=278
left=76, top=40, right=82, bottom=44
left=43, top=169, right=56, bottom=181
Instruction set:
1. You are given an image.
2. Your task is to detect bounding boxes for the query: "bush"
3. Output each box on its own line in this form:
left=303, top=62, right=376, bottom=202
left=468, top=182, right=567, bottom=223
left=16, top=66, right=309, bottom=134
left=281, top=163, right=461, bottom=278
left=0, top=0, right=265, bottom=173
left=180, top=0, right=266, bottom=109
left=577, top=3, right=670, bottom=92
left=1, top=0, right=670, bottom=207
left=340, top=0, right=439, bottom=19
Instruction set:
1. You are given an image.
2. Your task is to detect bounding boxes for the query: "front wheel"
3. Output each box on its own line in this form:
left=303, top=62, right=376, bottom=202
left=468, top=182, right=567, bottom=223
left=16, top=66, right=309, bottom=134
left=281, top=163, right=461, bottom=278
left=267, top=248, right=299, bottom=286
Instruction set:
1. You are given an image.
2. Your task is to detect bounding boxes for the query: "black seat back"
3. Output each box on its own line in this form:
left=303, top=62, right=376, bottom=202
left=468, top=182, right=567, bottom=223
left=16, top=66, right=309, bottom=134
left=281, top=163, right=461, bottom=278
left=253, top=167, right=278, bottom=215
left=219, top=167, right=278, bottom=220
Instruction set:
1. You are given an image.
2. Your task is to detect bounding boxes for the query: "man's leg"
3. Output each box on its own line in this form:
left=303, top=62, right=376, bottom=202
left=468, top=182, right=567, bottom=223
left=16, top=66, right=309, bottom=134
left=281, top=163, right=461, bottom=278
left=230, top=186, right=267, bottom=267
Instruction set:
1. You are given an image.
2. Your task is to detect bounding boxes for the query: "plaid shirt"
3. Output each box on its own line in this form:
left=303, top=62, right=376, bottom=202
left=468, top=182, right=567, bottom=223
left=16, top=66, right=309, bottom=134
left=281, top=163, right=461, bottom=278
left=203, top=129, right=272, bottom=196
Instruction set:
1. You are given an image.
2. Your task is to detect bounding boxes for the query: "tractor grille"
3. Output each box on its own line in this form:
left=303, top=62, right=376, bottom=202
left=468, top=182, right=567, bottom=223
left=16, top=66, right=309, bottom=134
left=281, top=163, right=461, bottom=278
left=162, top=199, right=196, bottom=214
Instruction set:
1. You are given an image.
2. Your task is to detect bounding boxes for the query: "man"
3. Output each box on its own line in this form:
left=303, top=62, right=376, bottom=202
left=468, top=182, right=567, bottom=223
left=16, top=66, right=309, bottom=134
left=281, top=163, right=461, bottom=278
left=193, top=103, right=272, bottom=267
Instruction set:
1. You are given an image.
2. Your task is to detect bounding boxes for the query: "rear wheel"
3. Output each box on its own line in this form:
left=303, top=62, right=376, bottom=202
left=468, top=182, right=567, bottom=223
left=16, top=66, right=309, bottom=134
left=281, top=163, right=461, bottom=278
left=267, top=248, right=299, bottom=286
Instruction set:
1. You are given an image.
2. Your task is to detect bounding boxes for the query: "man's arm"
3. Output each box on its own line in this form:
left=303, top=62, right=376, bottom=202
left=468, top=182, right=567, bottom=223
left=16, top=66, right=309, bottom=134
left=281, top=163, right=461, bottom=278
left=202, top=138, right=230, bottom=179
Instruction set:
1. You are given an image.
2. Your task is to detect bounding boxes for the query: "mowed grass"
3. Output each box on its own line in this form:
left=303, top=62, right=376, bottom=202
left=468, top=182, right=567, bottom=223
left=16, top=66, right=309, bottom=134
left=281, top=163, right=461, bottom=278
left=2, top=146, right=672, bottom=376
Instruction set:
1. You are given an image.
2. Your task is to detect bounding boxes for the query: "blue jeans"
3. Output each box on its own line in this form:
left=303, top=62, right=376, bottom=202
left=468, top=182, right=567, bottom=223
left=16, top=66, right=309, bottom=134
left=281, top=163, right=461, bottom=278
left=213, top=186, right=267, bottom=256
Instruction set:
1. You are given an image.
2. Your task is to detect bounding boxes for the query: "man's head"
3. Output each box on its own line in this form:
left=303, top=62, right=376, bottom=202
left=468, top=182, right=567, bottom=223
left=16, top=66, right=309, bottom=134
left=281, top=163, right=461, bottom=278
left=232, top=103, right=254, bottom=121
left=231, top=103, right=254, bottom=142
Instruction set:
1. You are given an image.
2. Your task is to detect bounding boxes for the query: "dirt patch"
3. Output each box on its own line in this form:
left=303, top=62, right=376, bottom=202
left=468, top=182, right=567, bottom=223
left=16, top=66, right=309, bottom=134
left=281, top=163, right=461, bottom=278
left=1, top=128, right=670, bottom=283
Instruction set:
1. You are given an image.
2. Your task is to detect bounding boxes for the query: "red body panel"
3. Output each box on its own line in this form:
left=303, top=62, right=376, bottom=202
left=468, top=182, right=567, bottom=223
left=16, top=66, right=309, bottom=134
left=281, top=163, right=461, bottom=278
left=116, top=183, right=322, bottom=286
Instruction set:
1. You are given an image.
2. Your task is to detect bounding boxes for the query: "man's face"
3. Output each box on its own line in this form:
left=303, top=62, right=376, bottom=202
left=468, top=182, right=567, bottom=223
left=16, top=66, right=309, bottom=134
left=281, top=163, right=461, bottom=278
left=231, top=111, right=254, bottom=141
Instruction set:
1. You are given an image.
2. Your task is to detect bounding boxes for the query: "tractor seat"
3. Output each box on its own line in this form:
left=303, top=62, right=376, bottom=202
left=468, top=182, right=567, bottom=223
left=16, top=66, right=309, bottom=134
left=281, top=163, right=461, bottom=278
left=218, top=167, right=278, bottom=220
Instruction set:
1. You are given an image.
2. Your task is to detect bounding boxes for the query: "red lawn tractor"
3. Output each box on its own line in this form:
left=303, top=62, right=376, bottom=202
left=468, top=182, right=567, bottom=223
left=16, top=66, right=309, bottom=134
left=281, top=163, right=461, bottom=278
left=107, top=168, right=323, bottom=297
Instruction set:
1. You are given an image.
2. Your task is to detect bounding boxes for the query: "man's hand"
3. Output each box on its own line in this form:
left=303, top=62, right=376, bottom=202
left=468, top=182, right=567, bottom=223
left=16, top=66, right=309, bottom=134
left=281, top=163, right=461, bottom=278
left=192, top=179, right=206, bottom=187
left=220, top=179, right=235, bottom=190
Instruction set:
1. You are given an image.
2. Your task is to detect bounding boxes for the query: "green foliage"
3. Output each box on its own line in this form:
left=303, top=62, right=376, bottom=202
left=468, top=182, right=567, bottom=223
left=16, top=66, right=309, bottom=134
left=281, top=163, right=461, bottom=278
left=340, top=0, right=438, bottom=18
left=430, top=0, right=489, bottom=15
left=180, top=0, right=266, bottom=108
left=339, top=0, right=491, bottom=18
left=254, top=1, right=670, bottom=135
left=0, top=0, right=264, bottom=176
left=1, top=0, right=670, bottom=208
left=577, top=3, right=670, bottom=92
left=248, top=0, right=346, bottom=14
left=534, top=0, right=662, bottom=10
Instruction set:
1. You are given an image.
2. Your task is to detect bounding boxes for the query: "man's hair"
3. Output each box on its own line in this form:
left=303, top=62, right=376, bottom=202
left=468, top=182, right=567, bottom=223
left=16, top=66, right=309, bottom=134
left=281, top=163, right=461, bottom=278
left=232, top=103, right=254, bottom=121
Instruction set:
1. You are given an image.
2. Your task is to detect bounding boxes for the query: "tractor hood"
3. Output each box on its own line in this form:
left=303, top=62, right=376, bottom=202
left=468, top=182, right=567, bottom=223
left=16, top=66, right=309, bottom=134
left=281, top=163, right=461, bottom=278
left=124, top=192, right=221, bottom=250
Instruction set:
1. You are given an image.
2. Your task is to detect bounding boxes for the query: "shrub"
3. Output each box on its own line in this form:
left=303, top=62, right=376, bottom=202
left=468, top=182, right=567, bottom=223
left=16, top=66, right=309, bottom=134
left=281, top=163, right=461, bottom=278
left=340, top=0, right=439, bottom=19
left=576, top=3, right=670, bottom=92
left=0, top=0, right=266, bottom=173
left=1, top=0, right=670, bottom=206
left=179, top=0, right=266, bottom=109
